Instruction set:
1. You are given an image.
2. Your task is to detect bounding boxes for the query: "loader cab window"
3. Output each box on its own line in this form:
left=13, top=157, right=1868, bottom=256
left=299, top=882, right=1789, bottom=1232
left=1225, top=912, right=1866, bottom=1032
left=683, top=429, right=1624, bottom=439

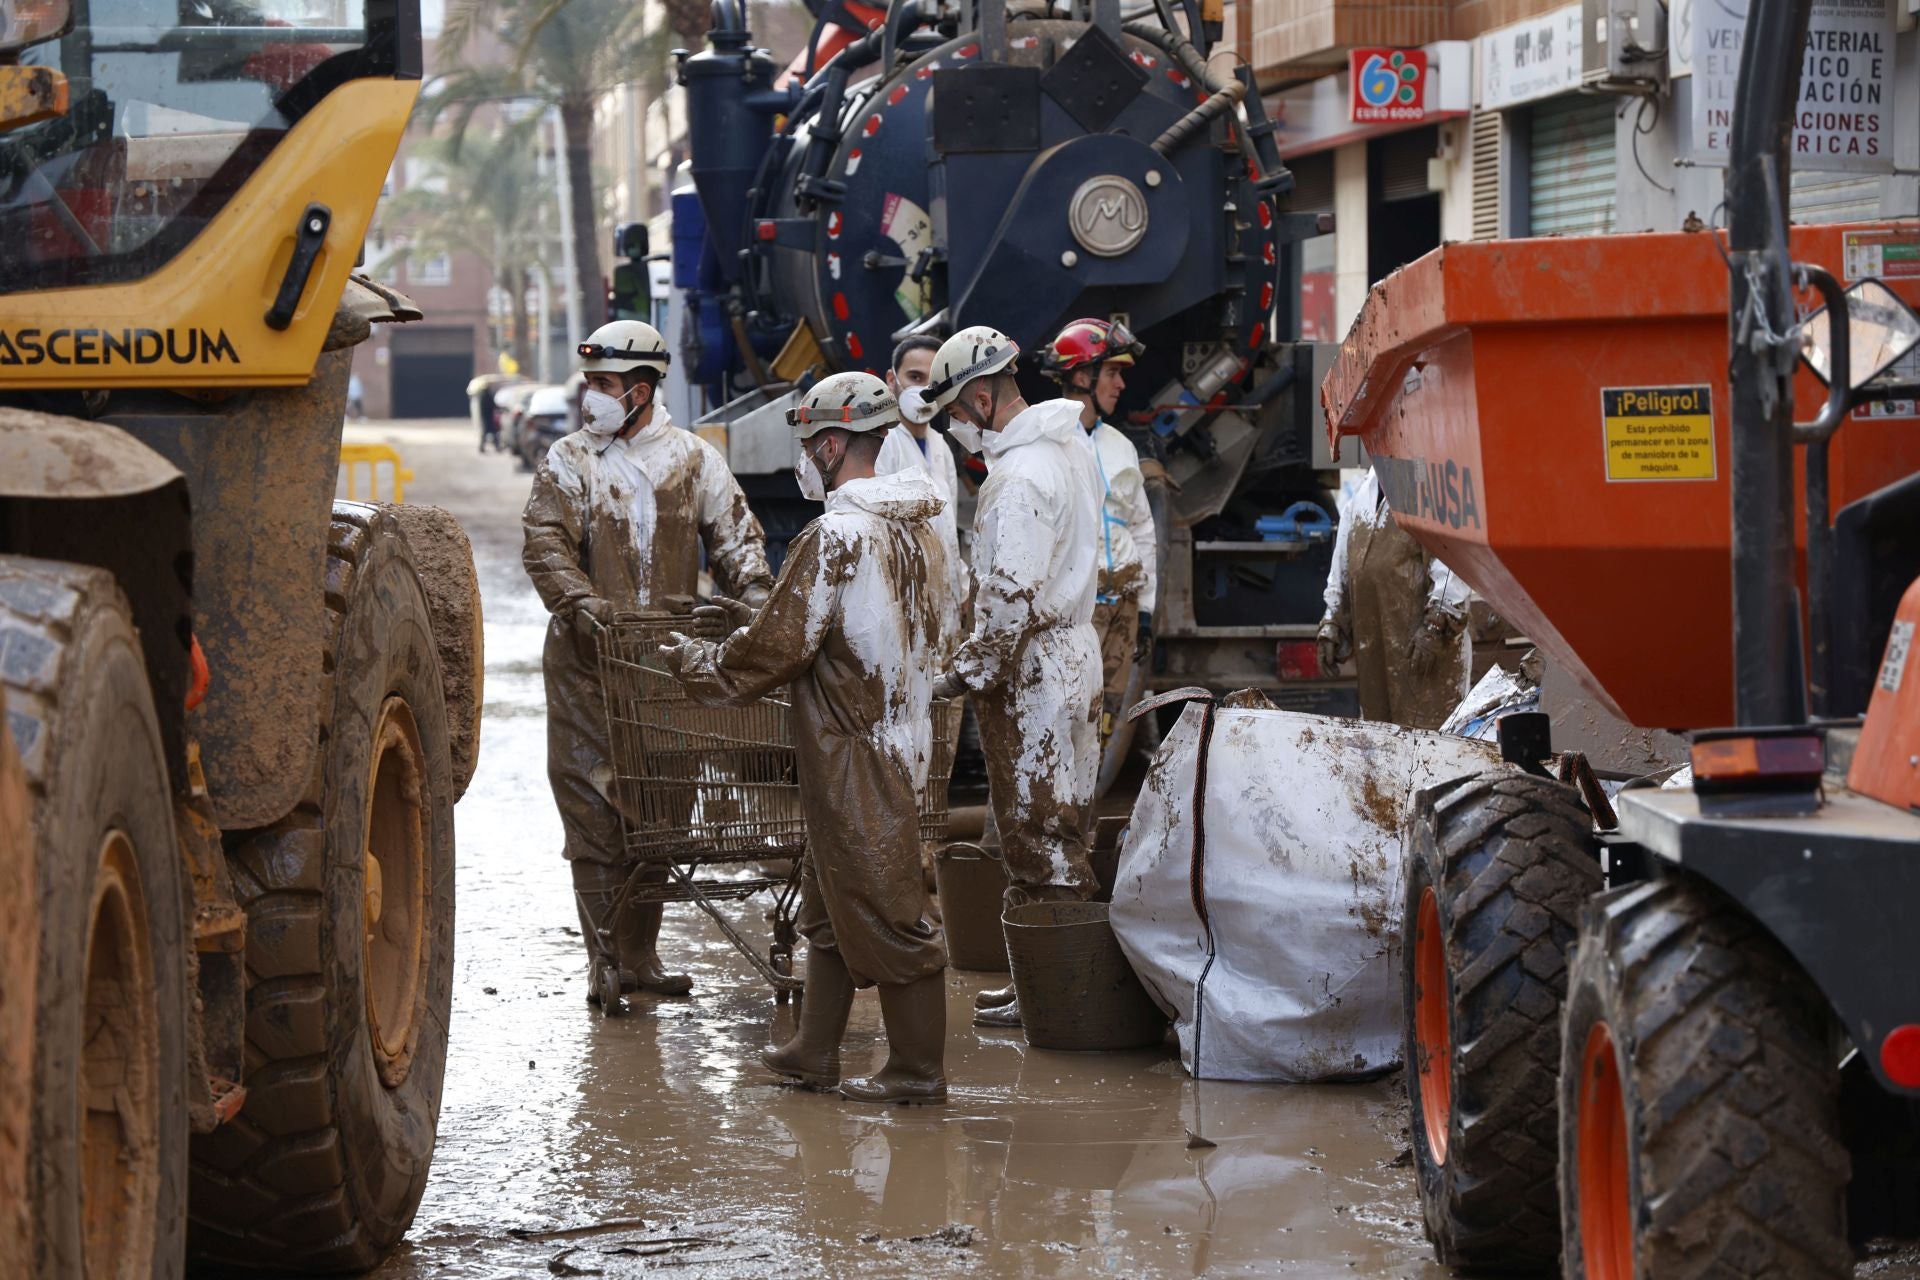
left=0, top=0, right=419, bottom=294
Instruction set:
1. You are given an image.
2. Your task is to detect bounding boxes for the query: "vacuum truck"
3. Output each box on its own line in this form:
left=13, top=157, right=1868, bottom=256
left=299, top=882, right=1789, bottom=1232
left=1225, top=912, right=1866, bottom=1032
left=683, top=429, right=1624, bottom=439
left=667, top=0, right=1358, bottom=746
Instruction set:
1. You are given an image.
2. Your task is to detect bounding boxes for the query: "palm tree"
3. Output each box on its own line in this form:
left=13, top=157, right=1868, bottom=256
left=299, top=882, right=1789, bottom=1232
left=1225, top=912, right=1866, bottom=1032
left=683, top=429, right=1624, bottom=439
left=383, top=128, right=545, bottom=372
left=427, top=0, right=667, bottom=333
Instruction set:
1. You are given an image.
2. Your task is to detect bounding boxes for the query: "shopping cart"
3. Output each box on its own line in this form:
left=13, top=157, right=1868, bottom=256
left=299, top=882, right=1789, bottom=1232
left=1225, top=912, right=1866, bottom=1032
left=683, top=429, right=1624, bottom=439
left=588, top=612, right=961, bottom=1013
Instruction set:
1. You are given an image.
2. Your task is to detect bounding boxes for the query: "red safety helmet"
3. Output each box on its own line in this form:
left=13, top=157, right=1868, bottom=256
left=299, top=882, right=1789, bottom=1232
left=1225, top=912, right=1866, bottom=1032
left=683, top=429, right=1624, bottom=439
left=1041, top=317, right=1144, bottom=380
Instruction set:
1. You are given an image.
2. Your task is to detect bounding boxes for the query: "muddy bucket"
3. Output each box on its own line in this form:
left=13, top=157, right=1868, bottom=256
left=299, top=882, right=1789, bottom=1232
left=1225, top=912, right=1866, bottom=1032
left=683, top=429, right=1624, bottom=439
left=933, top=842, right=1010, bottom=971
left=1003, top=901, right=1166, bottom=1051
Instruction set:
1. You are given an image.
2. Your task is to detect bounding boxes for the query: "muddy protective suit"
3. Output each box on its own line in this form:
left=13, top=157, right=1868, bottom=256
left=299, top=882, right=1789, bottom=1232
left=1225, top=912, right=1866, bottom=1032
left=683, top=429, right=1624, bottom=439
left=949, top=399, right=1104, bottom=905
left=878, top=424, right=969, bottom=640
left=1322, top=468, right=1469, bottom=729
left=523, top=408, right=773, bottom=871
left=665, top=470, right=951, bottom=986
left=1083, top=419, right=1157, bottom=743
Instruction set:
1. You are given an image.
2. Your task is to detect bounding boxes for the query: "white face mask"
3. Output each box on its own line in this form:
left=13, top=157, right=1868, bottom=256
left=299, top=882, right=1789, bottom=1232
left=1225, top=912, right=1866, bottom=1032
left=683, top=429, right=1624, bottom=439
left=898, top=385, right=936, bottom=426
left=581, top=388, right=632, bottom=436
left=795, top=445, right=827, bottom=502
left=946, top=419, right=984, bottom=455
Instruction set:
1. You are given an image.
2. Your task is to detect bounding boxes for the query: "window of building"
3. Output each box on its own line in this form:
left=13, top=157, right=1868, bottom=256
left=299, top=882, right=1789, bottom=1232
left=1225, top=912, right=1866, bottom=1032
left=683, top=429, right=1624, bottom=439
left=415, top=253, right=453, bottom=286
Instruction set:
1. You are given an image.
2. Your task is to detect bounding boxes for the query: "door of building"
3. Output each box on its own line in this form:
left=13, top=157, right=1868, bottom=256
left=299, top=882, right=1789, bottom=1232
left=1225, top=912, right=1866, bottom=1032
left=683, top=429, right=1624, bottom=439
left=1528, top=95, right=1616, bottom=236
left=389, top=326, right=475, bottom=419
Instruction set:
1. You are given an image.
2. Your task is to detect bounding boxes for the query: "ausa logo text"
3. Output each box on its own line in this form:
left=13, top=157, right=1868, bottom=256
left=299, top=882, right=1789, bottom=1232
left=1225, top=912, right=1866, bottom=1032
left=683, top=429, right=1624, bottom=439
left=0, top=326, right=241, bottom=367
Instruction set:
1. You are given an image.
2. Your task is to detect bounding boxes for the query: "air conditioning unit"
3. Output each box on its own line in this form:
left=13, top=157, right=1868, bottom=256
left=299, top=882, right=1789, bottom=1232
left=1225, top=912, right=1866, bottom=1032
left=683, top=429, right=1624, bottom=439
left=1581, top=0, right=1668, bottom=94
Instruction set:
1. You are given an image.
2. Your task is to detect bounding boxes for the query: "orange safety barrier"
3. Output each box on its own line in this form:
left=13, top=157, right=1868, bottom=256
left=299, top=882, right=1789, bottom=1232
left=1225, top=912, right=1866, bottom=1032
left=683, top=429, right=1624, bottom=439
left=1324, top=223, right=1920, bottom=731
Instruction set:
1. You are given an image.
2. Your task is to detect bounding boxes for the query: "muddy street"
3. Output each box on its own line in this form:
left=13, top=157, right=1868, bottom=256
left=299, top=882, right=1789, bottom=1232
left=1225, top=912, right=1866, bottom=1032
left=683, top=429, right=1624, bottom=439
left=337, top=419, right=1920, bottom=1280
left=333, top=419, right=1442, bottom=1278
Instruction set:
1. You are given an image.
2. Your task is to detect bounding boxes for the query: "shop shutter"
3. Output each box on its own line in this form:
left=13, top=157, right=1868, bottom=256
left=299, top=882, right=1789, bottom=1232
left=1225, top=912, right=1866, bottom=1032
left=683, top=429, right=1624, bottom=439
left=1528, top=95, right=1616, bottom=236
left=1377, top=126, right=1436, bottom=203
left=1287, top=151, right=1334, bottom=214
left=1471, top=111, right=1501, bottom=240
left=1789, top=169, right=1882, bottom=224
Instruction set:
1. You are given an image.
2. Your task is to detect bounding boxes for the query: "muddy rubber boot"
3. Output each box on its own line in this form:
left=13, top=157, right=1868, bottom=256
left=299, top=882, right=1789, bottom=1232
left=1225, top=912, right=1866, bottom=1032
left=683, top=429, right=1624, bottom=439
left=762, top=948, right=856, bottom=1089
left=972, top=995, right=1021, bottom=1028
left=619, top=900, right=693, bottom=996
left=842, top=973, right=948, bottom=1105
left=972, top=983, right=1017, bottom=1011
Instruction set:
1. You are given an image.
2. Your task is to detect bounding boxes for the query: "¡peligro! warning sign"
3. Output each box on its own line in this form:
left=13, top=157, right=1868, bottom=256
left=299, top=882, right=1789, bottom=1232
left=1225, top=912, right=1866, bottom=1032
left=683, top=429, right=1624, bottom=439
left=1600, top=386, right=1717, bottom=481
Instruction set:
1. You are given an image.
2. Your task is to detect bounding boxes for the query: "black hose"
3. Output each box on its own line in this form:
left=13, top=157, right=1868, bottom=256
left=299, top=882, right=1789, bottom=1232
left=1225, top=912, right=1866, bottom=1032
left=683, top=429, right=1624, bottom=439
left=1152, top=78, right=1243, bottom=156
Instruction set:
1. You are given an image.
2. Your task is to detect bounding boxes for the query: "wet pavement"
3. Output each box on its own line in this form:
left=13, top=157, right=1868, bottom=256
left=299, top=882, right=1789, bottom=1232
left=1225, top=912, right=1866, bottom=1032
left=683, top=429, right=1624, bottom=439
left=338, top=420, right=1914, bottom=1280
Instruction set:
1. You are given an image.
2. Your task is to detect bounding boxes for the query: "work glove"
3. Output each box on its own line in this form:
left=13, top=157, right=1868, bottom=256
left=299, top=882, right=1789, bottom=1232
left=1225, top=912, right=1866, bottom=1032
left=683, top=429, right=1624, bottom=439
left=1133, top=611, right=1154, bottom=665
left=931, top=669, right=967, bottom=701
left=1407, top=609, right=1458, bottom=678
left=655, top=632, right=693, bottom=679
left=690, top=594, right=756, bottom=641
left=572, top=595, right=613, bottom=664
left=1316, top=616, right=1352, bottom=673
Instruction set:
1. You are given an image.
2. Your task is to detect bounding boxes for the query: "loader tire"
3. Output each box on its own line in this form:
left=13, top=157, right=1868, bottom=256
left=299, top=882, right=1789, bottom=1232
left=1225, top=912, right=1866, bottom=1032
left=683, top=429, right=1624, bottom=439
left=1403, top=769, right=1600, bottom=1271
left=1, top=556, right=190, bottom=1280
left=188, top=506, right=455, bottom=1272
left=1560, top=876, right=1852, bottom=1280
left=386, top=503, right=484, bottom=801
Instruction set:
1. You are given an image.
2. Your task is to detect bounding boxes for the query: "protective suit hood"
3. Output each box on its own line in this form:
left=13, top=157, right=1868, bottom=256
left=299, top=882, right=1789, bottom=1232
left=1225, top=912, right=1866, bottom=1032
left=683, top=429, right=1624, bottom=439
left=828, top=468, right=944, bottom=523
left=983, top=397, right=1085, bottom=458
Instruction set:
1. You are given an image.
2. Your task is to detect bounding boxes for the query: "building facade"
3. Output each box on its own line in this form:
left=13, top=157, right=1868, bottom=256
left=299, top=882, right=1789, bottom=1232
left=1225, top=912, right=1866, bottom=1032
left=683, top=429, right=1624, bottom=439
left=1235, top=0, right=1920, bottom=337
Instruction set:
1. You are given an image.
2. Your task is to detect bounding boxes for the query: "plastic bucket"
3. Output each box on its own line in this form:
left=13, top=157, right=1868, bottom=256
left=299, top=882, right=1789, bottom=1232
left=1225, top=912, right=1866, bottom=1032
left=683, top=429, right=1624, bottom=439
left=932, top=842, right=1010, bottom=972
left=1003, top=901, right=1166, bottom=1051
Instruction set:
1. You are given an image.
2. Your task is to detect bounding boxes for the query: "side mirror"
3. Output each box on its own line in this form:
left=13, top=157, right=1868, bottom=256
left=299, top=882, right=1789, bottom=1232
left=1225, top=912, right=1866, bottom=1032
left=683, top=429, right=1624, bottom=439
left=1799, top=277, right=1920, bottom=391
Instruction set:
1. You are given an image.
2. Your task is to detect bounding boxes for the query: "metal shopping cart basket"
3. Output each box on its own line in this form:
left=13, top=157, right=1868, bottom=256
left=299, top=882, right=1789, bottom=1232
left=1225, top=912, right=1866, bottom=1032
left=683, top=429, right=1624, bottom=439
left=589, top=612, right=961, bottom=1013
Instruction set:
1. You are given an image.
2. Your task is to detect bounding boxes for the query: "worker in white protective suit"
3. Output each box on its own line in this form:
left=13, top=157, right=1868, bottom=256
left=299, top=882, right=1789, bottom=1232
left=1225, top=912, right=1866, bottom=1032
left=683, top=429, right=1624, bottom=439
left=879, top=333, right=969, bottom=644
left=1316, top=466, right=1470, bottom=729
left=661, top=373, right=953, bottom=1104
left=904, top=326, right=1103, bottom=1031
left=1041, top=318, right=1158, bottom=748
left=523, top=319, right=773, bottom=1000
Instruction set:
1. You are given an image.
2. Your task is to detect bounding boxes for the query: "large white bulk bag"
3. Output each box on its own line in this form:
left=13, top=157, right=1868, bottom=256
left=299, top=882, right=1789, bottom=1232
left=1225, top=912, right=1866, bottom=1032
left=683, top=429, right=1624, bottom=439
left=1109, top=697, right=1500, bottom=1082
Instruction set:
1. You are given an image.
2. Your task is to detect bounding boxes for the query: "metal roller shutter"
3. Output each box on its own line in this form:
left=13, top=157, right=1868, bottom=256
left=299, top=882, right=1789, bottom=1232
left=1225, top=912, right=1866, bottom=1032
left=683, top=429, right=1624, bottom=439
left=1471, top=111, right=1501, bottom=241
left=1529, top=95, right=1616, bottom=236
left=1789, top=169, right=1883, bottom=224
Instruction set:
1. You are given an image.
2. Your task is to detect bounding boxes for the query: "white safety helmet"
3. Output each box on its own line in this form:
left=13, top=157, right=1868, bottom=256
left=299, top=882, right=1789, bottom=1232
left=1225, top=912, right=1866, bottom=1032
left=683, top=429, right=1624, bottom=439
left=786, top=371, right=898, bottom=439
left=901, top=325, right=1019, bottom=424
left=577, top=319, right=670, bottom=377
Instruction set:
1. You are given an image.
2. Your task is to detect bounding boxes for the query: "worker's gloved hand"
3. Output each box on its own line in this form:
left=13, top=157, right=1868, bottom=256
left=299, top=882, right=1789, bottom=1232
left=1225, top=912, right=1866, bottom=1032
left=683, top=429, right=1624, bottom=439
left=690, top=595, right=756, bottom=641
left=1133, top=611, right=1154, bottom=665
left=931, top=669, right=967, bottom=701
left=572, top=596, right=613, bottom=664
left=1407, top=610, right=1457, bottom=678
left=1316, top=617, right=1351, bottom=673
left=656, top=632, right=693, bottom=679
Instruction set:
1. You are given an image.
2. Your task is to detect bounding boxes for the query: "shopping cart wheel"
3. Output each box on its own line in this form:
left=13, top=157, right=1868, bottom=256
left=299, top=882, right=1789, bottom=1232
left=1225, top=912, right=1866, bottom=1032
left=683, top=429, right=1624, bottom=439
left=594, top=962, right=624, bottom=1016
left=772, top=951, right=793, bottom=1005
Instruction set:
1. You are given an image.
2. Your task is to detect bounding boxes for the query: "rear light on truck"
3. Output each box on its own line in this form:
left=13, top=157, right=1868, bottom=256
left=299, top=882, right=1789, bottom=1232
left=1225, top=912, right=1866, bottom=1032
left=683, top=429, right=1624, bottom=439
left=1689, top=729, right=1825, bottom=816
left=1882, top=1025, right=1920, bottom=1089
left=1274, top=640, right=1320, bottom=681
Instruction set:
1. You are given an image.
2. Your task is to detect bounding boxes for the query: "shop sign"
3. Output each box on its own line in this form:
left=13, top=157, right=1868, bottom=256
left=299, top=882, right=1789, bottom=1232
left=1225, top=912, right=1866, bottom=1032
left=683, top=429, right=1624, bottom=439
left=1692, top=0, right=1894, bottom=171
left=1349, top=48, right=1429, bottom=123
left=1479, top=6, right=1584, bottom=109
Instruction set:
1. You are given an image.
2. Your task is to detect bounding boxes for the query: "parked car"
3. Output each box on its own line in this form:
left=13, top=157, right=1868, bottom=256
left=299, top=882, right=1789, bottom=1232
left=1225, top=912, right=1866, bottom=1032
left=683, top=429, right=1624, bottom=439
left=518, top=384, right=572, bottom=471
left=494, top=382, right=541, bottom=464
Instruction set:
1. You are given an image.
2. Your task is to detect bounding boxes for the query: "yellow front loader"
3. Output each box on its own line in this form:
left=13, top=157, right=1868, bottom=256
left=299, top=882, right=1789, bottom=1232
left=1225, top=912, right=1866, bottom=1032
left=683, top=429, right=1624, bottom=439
left=0, top=0, right=481, bottom=1272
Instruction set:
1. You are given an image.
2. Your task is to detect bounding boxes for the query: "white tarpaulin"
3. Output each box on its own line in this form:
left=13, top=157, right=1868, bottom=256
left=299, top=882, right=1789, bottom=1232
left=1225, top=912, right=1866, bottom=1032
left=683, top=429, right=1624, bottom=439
left=1109, top=701, right=1500, bottom=1083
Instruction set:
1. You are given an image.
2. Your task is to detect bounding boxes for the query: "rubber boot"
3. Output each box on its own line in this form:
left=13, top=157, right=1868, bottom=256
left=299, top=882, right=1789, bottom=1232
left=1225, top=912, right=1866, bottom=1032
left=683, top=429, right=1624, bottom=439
left=973, top=983, right=1016, bottom=1011
left=762, top=948, right=856, bottom=1089
left=619, top=900, right=693, bottom=996
left=841, top=972, right=948, bottom=1105
left=972, top=995, right=1021, bottom=1028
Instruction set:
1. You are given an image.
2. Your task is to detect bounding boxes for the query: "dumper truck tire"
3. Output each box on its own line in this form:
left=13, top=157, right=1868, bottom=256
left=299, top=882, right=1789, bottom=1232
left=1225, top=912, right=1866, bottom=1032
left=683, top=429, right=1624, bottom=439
left=1559, top=876, right=1853, bottom=1280
left=1, top=556, right=190, bottom=1280
left=187, top=506, right=455, bottom=1272
left=386, top=503, right=484, bottom=801
left=1403, top=769, right=1600, bottom=1270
